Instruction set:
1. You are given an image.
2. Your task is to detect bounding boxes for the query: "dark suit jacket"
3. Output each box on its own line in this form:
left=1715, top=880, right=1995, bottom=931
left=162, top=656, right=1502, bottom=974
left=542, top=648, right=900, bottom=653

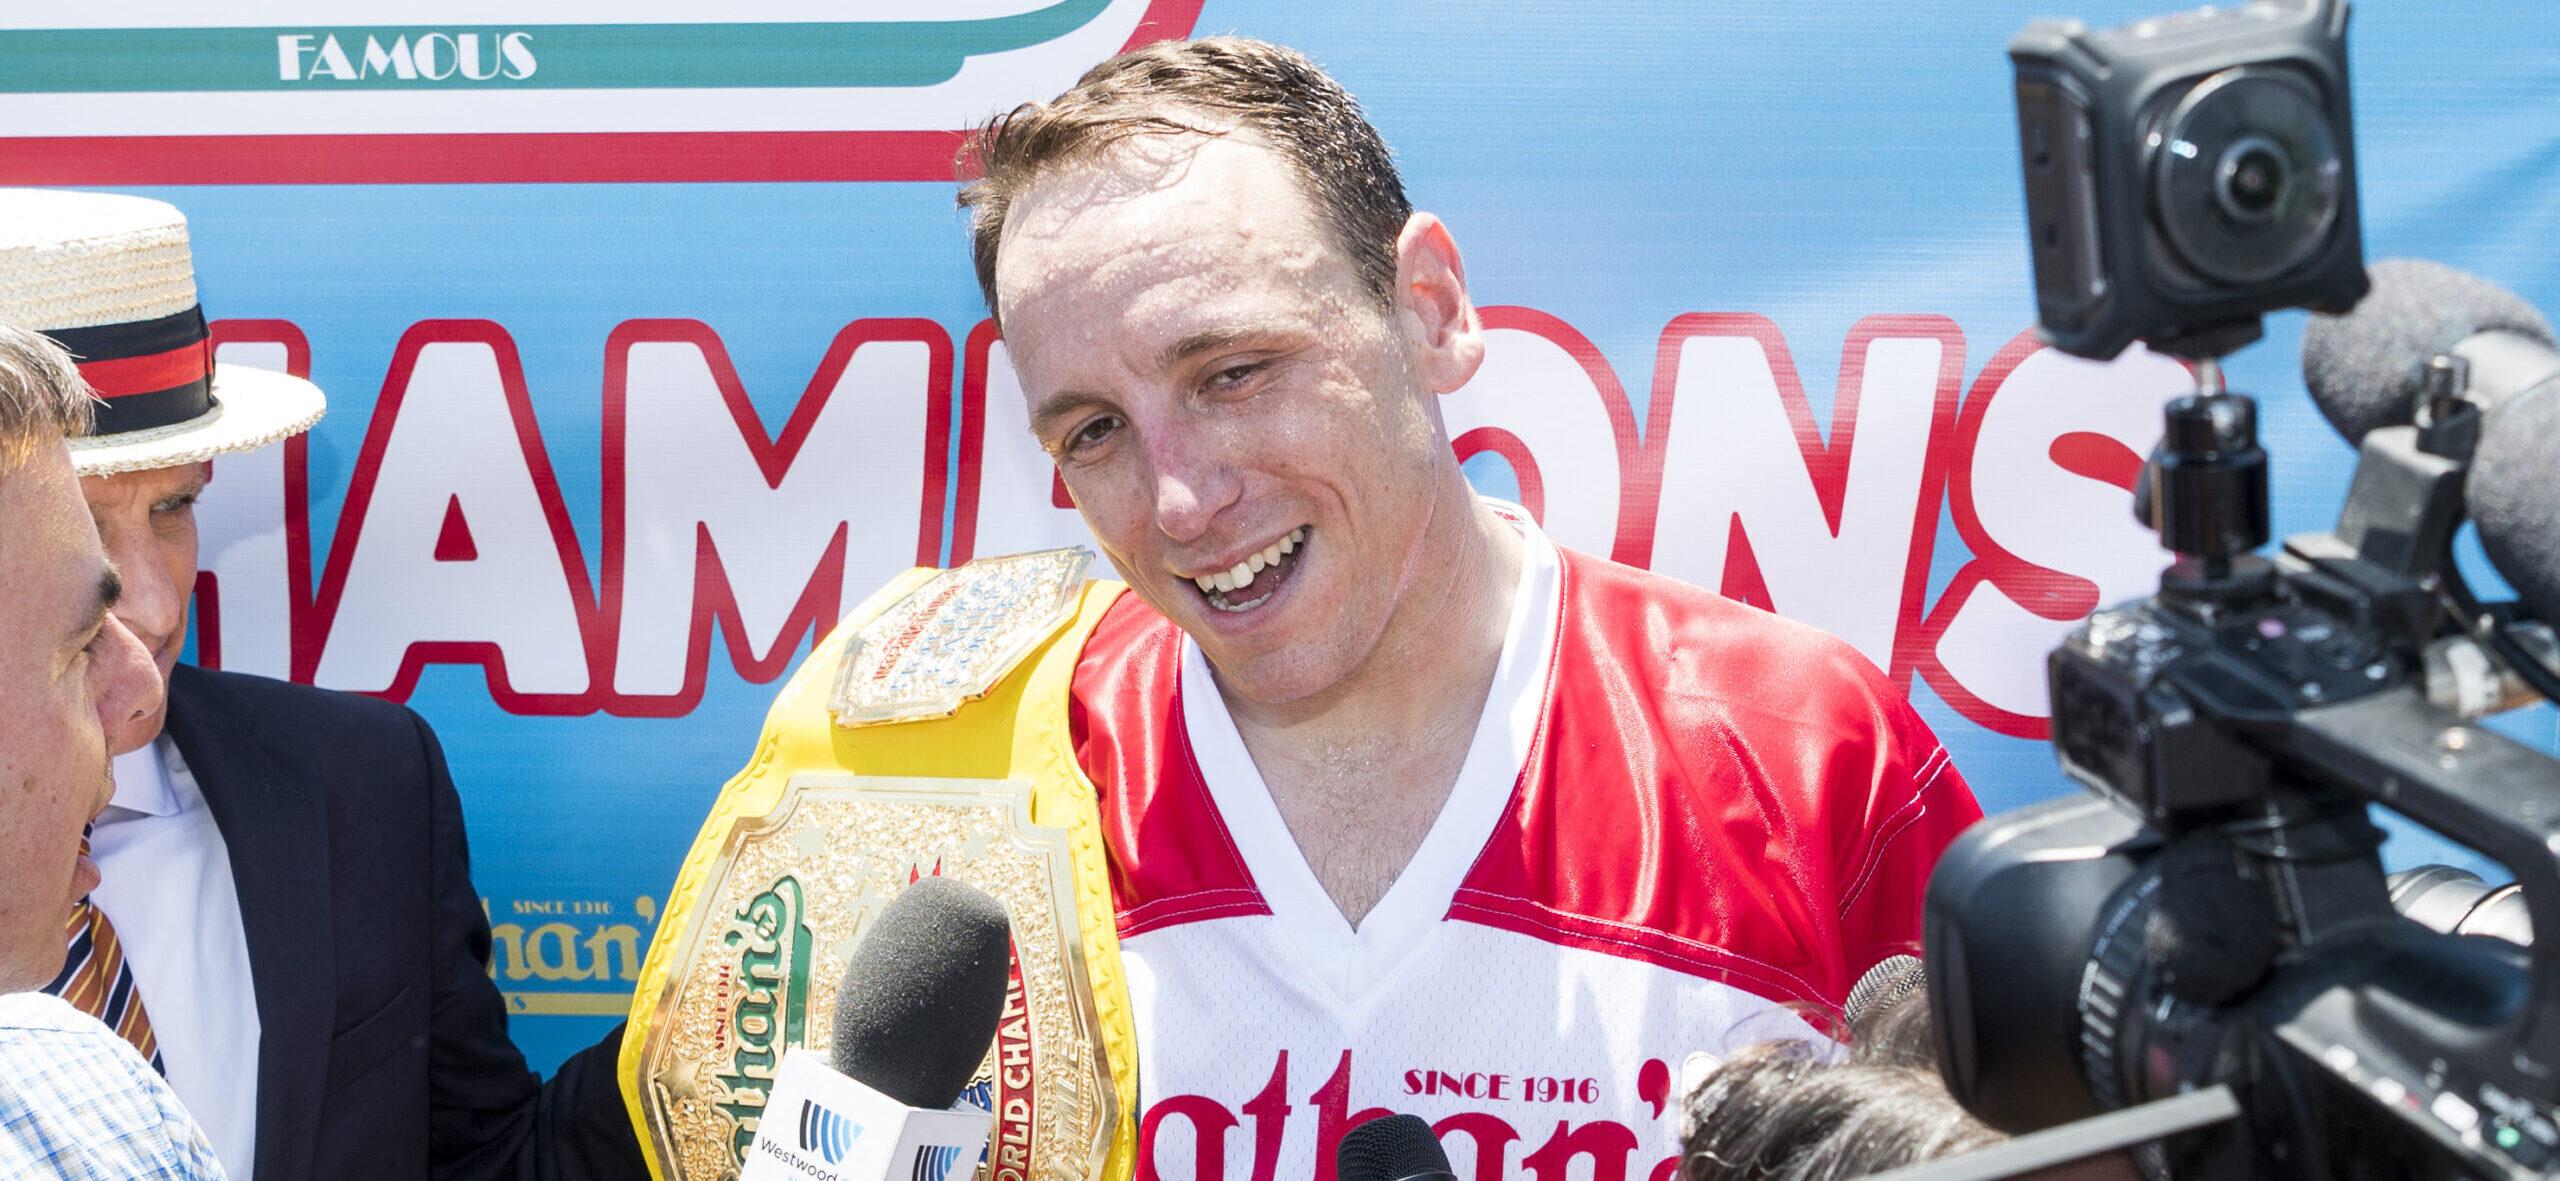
left=164, top=664, right=648, bottom=1180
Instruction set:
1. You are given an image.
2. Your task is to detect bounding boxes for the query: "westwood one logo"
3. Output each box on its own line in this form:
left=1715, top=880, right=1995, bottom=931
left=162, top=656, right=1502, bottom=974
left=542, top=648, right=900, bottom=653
left=277, top=31, right=536, bottom=82
left=186, top=308, right=2188, bottom=742
left=799, top=1100, right=858, bottom=1165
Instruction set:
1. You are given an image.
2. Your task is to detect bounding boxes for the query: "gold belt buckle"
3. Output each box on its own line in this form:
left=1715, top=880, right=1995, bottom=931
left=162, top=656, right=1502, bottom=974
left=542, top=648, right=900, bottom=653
left=632, top=775, right=1116, bottom=1181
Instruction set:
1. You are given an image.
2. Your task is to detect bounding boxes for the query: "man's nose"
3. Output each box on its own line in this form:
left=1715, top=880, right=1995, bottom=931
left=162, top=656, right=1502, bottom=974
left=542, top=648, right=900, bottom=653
left=107, top=533, right=185, bottom=649
left=1147, top=434, right=1243, bottom=546
left=92, top=613, right=163, bottom=752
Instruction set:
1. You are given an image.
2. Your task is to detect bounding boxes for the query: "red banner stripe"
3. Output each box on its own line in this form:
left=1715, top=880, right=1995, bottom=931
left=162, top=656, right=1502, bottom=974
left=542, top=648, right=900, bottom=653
left=77, top=341, right=210, bottom=398
left=0, top=131, right=970, bottom=185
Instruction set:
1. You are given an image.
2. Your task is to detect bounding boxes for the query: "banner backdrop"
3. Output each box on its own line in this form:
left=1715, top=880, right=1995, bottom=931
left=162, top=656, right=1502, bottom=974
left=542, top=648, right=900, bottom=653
left=4, top=2, right=2555, bottom=1076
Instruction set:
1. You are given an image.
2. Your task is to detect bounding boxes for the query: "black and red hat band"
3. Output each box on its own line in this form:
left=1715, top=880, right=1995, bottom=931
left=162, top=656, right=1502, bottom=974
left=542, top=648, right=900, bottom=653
left=43, top=305, right=215, bottom=437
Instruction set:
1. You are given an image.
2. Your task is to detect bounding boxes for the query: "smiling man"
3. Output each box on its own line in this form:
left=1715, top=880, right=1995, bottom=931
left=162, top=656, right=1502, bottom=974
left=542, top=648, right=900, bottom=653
left=950, top=36, right=1988, bottom=1179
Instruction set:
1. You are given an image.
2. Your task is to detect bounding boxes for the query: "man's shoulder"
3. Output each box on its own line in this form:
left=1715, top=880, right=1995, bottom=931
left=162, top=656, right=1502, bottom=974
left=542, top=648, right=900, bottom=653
left=0, top=992, right=107, bottom=1038
left=1551, top=547, right=1901, bottom=721
left=1462, top=550, right=1973, bottom=1007
left=171, top=664, right=422, bottom=738
left=0, top=994, right=165, bottom=1091
left=0, top=996, right=226, bottom=1178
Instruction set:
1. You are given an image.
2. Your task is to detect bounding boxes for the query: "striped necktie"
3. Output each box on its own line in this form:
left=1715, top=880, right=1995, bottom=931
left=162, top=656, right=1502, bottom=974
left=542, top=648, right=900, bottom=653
left=46, top=831, right=165, bottom=1075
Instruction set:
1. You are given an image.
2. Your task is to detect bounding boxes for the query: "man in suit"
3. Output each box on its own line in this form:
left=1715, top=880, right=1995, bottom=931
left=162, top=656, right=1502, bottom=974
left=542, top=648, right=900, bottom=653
left=4, top=190, right=646, bottom=1178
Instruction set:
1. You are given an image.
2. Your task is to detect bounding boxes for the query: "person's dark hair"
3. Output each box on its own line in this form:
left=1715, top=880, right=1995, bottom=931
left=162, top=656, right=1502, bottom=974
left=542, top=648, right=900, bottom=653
left=955, top=35, right=1412, bottom=325
left=1681, top=967, right=2001, bottom=1180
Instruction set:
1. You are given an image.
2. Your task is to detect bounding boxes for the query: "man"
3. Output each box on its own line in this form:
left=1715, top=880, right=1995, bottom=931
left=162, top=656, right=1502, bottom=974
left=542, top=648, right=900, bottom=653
left=0, top=188, right=645, bottom=1179
left=959, top=38, right=1985, bottom=1176
left=0, top=321, right=223, bottom=1178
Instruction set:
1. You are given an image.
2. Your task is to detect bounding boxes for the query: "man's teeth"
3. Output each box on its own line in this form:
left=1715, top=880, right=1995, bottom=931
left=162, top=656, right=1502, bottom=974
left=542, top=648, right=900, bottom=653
left=1191, top=527, right=1307, bottom=596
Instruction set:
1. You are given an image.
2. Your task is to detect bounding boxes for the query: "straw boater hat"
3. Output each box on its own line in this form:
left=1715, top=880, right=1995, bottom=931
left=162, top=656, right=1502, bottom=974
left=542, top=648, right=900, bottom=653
left=0, top=188, right=325, bottom=476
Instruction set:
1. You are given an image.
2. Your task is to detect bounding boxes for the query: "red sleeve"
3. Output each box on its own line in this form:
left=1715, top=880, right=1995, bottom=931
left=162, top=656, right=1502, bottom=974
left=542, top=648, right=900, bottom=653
left=1829, top=684, right=1983, bottom=982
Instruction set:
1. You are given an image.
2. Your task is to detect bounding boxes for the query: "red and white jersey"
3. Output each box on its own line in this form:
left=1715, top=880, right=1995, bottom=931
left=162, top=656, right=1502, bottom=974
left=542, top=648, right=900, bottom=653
left=1068, top=513, right=1980, bottom=1181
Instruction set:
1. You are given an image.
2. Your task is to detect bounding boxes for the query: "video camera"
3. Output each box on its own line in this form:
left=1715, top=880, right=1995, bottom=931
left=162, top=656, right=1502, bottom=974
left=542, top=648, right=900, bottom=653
left=1920, top=1, right=2560, bottom=1177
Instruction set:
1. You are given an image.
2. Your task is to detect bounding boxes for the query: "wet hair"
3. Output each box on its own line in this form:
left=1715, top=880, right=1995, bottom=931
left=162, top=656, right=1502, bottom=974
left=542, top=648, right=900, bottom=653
left=0, top=323, right=93, bottom=470
left=956, top=35, right=1411, bottom=325
left=1681, top=969, right=2002, bottom=1180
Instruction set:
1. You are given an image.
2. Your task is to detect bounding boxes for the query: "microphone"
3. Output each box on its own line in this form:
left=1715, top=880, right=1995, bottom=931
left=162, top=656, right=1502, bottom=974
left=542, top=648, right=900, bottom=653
left=2301, top=258, right=2560, bottom=629
left=831, top=875, right=1014, bottom=1108
left=1336, top=1114, right=1458, bottom=1181
left=1844, top=953, right=1927, bottom=1027
left=741, top=877, right=1012, bottom=1181
left=2301, top=257, right=2556, bottom=442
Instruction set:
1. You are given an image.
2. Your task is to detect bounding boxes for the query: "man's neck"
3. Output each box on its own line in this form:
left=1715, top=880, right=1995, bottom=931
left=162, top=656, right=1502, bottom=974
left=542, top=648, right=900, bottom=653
left=1214, top=482, right=1525, bottom=926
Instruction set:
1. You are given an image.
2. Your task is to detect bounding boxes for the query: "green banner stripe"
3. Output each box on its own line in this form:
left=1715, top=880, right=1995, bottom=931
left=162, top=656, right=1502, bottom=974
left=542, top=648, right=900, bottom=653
left=0, top=1, right=1107, bottom=92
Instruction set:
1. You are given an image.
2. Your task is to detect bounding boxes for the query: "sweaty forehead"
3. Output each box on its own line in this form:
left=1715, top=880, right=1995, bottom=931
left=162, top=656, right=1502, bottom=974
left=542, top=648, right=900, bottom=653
left=994, top=131, right=1361, bottom=375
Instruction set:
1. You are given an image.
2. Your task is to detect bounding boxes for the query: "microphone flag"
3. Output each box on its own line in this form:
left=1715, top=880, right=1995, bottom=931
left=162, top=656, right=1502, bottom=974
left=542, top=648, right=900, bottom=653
left=742, top=1048, right=994, bottom=1181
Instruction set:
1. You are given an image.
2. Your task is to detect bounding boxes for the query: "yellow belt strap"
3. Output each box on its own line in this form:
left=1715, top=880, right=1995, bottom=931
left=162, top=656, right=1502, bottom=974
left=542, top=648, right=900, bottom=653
left=618, top=573, right=1140, bottom=1180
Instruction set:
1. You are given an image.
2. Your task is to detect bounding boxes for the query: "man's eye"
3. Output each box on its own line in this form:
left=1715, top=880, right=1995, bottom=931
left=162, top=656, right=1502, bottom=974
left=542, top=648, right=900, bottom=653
left=1067, top=415, right=1121, bottom=454
left=1206, top=361, right=1264, bottom=391
left=153, top=492, right=198, bottom=515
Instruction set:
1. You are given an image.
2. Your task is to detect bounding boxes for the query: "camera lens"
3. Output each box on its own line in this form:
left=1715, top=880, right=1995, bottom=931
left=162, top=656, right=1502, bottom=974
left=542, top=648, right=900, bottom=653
left=2151, top=67, right=2344, bottom=286
left=2216, top=136, right=2289, bottom=222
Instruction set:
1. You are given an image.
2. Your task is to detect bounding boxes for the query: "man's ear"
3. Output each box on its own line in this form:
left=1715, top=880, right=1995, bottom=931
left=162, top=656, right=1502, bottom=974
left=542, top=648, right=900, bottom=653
left=1392, top=212, right=1485, bottom=395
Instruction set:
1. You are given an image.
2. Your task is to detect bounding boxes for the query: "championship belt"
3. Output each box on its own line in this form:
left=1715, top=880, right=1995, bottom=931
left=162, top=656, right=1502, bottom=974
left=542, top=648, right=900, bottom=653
left=619, top=548, right=1141, bottom=1181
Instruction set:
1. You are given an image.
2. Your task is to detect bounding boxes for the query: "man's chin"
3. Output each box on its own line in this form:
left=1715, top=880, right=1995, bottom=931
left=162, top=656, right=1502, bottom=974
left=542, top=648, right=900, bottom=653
left=1190, top=640, right=1348, bottom=709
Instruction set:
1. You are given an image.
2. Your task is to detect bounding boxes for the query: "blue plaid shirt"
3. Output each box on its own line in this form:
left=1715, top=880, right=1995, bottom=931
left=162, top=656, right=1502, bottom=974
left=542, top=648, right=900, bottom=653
left=0, top=992, right=224, bottom=1179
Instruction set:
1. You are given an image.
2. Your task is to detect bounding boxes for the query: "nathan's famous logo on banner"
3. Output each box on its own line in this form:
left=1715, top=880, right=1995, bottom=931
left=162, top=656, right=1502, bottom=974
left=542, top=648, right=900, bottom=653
left=273, top=31, right=539, bottom=83
left=0, top=1, right=1206, bottom=183
left=484, top=892, right=659, bottom=1017
left=182, top=310, right=2186, bottom=750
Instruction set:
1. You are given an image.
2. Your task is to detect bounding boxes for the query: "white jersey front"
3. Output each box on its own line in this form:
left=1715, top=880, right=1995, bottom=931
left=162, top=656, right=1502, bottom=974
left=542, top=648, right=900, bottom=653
left=1064, top=516, right=1978, bottom=1180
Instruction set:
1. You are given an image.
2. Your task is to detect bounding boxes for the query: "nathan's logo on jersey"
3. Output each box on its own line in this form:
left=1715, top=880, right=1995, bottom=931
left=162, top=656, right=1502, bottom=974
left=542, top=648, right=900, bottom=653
left=277, top=32, right=537, bottom=83
left=1140, top=1048, right=1684, bottom=1181
left=717, top=876, right=817, bottom=1164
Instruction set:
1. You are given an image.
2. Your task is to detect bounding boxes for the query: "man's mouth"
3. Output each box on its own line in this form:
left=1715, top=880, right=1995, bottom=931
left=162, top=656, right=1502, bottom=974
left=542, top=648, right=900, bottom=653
left=1188, top=526, right=1308, bottom=614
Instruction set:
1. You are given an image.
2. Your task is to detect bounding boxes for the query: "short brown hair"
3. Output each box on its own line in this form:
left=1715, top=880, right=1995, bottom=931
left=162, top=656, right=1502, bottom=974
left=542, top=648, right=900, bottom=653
left=0, top=323, right=94, bottom=470
left=957, top=36, right=1412, bottom=323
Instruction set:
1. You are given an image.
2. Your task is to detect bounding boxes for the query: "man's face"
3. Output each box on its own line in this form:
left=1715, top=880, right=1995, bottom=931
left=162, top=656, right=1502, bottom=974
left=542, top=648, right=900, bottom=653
left=997, top=131, right=1455, bottom=706
left=0, top=441, right=160, bottom=990
left=79, top=459, right=206, bottom=750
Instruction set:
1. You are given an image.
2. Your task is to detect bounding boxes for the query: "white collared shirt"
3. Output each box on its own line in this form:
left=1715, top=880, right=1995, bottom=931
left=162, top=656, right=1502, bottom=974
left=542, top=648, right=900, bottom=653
left=91, top=736, right=262, bottom=1181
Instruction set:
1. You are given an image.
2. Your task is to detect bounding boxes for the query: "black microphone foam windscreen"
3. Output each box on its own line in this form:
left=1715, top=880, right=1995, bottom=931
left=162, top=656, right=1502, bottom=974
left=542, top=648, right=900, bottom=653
left=829, top=876, right=1013, bottom=1110
left=1336, top=1114, right=1457, bottom=1181
left=2471, top=384, right=2560, bottom=631
left=2301, top=257, right=2556, bottom=442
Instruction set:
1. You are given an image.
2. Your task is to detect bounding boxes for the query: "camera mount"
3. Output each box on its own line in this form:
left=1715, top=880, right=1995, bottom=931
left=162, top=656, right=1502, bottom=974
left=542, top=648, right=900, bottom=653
left=1931, top=3, right=2560, bottom=1174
